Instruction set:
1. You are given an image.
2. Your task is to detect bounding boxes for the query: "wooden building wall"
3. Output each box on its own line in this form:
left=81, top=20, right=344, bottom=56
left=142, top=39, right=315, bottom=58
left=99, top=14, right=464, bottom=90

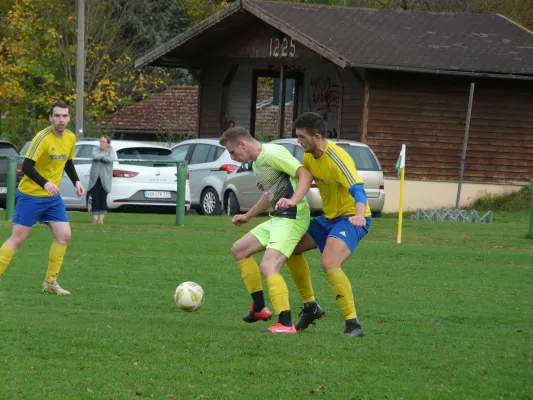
left=337, top=67, right=364, bottom=141
left=365, top=71, right=533, bottom=184
left=198, top=65, right=227, bottom=138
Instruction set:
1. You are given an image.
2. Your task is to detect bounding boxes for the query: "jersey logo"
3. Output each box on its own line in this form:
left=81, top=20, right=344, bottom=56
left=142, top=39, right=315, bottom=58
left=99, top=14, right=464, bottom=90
left=339, top=231, right=346, bottom=237
left=49, top=154, right=67, bottom=160
left=313, top=177, right=325, bottom=184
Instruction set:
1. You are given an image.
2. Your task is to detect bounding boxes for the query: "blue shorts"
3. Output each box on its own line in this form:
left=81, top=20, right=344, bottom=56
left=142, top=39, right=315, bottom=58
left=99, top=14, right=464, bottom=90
left=307, top=214, right=371, bottom=254
left=13, top=190, right=69, bottom=227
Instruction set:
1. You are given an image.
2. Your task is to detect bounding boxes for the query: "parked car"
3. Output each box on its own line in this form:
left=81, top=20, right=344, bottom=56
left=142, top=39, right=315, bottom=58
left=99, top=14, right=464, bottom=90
left=56, top=139, right=191, bottom=212
left=221, top=139, right=385, bottom=216
left=171, top=138, right=240, bottom=215
left=0, top=139, right=19, bottom=208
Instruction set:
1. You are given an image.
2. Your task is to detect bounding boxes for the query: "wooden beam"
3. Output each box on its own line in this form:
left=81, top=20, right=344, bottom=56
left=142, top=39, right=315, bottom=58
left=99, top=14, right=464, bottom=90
left=361, top=81, right=370, bottom=143
left=278, top=65, right=286, bottom=138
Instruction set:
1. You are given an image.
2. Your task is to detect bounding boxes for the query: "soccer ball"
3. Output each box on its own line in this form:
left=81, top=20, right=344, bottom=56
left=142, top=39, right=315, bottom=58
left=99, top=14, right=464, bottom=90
left=174, top=282, right=204, bottom=312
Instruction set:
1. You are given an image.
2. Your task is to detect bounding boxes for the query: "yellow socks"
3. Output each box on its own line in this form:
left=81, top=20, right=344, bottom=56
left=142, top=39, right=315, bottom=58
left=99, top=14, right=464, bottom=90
left=45, top=242, right=67, bottom=283
left=265, top=273, right=290, bottom=316
left=286, top=254, right=315, bottom=303
left=237, top=257, right=262, bottom=294
left=0, top=242, right=16, bottom=280
left=326, top=267, right=357, bottom=320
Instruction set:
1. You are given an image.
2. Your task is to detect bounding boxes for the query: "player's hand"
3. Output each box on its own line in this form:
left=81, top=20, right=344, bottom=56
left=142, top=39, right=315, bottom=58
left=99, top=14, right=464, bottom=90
left=256, top=182, right=267, bottom=192
left=275, top=198, right=296, bottom=210
left=349, top=215, right=366, bottom=227
left=75, top=181, right=85, bottom=197
left=232, top=213, right=251, bottom=226
left=44, top=182, right=60, bottom=196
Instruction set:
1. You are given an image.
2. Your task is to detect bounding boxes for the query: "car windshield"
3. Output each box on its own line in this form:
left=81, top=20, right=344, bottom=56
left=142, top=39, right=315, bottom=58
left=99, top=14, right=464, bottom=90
left=337, top=145, right=380, bottom=171
left=117, top=147, right=176, bottom=167
left=0, top=147, right=17, bottom=157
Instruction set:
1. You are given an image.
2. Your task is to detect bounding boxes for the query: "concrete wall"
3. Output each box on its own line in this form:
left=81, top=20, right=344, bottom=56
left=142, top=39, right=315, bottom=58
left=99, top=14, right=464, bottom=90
left=382, top=180, right=526, bottom=213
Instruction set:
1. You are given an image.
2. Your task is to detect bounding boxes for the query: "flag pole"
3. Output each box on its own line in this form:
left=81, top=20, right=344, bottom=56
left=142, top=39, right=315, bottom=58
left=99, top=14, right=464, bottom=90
left=397, top=144, right=406, bottom=244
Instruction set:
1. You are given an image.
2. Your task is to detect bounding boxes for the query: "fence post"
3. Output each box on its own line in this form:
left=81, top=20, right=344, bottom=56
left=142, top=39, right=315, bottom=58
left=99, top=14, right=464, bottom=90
left=6, top=156, right=17, bottom=221
left=526, top=179, right=533, bottom=239
left=175, top=161, right=187, bottom=226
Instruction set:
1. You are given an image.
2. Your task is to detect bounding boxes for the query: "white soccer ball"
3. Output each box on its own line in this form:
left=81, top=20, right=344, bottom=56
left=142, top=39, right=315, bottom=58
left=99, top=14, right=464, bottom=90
left=174, top=282, right=205, bottom=312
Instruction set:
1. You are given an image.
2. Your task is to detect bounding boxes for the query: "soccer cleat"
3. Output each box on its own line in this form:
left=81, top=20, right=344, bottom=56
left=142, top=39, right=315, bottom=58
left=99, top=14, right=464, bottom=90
left=343, top=323, right=364, bottom=337
left=259, top=322, right=297, bottom=334
left=242, top=305, right=273, bottom=323
left=295, top=303, right=325, bottom=331
left=42, top=280, right=71, bottom=296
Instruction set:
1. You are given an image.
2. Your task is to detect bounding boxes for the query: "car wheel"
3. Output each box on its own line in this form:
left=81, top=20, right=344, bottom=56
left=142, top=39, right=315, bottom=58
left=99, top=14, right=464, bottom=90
left=225, top=191, right=240, bottom=215
left=87, top=192, right=92, bottom=213
left=372, top=211, right=382, bottom=218
left=200, top=188, right=222, bottom=216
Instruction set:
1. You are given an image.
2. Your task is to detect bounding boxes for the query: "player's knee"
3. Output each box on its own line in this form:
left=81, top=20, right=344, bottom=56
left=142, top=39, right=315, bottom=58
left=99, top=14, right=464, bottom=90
left=231, top=241, right=246, bottom=260
left=321, top=254, right=338, bottom=271
left=8, top=233, right=28, bottom=249
left=55, top=230, right=71, bottom=245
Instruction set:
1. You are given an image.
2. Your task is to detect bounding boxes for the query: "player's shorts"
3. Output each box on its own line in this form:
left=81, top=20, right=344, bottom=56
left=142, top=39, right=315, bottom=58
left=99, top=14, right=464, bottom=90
left=250, top=216, right=310, bottom=258
left=307, top=214, right=371, bottom=254
left=13, top=190, right=69, bottom=227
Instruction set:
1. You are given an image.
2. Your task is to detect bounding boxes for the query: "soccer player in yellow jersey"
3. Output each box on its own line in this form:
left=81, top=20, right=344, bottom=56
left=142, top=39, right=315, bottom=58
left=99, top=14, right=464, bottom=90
left=220, top=127, right=315, bottom=334
left=0, top=102, right=85, bottom=295
left=289, top=112, right=372, bottom=337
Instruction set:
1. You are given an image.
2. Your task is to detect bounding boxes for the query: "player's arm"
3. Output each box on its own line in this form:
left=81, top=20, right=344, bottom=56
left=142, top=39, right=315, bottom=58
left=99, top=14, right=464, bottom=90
left=333, top=152, right=368, bottom=226
left=349, top=184, right=368, bottom=219
left=232, top=190, right=270, bottom=226
left=275, top=166, right=313, bottom=210
left=21, top=159, right=47, bottom=188
left=64, top=159, right=81, bottom=186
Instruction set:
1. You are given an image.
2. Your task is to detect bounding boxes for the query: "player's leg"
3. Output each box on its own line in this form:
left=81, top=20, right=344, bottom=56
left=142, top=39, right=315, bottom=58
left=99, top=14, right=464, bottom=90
left=289, top=216, right=328, bottom=331
left=258, top=218, right=304, bottom=334
left=231, top=225, right=271, bottom=323
left=41, top=196, right=72, bottom=295
left=0, top=225, right=32, bottom=280
left=0, top=192, right=37, bottom=280
left=322, top=217, right=371, bottom=336
left=258, top=248, right=295, bottom=333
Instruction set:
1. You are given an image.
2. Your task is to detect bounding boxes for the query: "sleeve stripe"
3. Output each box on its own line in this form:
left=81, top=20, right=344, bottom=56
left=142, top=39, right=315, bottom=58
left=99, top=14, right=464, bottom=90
left=27, top=128, right=51, bottom=159
left=326, top=148, right=358, bottom=187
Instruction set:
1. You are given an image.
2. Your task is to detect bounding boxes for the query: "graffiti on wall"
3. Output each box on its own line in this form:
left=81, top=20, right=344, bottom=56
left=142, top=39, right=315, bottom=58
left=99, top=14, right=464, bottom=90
left=306, top=77, right=340, bottom=138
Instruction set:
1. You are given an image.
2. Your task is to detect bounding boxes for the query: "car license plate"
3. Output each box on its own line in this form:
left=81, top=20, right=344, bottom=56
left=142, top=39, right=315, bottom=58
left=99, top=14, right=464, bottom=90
left=144, top=191, right=171, bottom=199
left=0, top=187, right=7, bottom=194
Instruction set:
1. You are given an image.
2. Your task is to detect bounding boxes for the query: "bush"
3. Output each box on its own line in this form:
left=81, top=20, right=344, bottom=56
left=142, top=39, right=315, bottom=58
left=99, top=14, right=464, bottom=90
left=470, top=186, right=531, bottom=211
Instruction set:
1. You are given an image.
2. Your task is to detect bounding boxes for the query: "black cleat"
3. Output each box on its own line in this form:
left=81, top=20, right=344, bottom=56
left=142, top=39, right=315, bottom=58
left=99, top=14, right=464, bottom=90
left=295, top=303, right=325, bottom=331
left=343, top=323, right=364, bottom=337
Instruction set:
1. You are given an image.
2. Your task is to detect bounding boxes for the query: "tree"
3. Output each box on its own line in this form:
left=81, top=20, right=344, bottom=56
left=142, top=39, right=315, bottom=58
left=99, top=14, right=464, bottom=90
left=0, top=0, right=190, bottom=145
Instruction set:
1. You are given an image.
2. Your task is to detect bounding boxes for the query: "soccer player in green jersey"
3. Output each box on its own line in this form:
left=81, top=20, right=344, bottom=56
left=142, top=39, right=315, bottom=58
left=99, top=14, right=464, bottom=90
left=219, top=127, right=317, bottom=334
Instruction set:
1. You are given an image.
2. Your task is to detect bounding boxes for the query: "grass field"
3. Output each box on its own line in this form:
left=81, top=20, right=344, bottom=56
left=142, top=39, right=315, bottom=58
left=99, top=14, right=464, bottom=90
left=0, top=210, right=532, bottom=399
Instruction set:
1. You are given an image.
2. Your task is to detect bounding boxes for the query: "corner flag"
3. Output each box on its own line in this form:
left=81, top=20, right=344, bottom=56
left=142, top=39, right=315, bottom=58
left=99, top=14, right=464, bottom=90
left=397, top=144, right=406, bottom=244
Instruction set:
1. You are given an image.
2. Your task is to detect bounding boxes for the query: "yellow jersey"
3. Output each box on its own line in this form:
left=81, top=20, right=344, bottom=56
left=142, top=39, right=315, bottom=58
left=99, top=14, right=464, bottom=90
left=304, top=140, right=371, bottom=219
left=18, top=127, right=76, bottom=197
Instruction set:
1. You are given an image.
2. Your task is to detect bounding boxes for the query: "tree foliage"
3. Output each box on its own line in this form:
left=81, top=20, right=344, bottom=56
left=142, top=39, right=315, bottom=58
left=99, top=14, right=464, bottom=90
left=0, top=0, right=189, bottom=144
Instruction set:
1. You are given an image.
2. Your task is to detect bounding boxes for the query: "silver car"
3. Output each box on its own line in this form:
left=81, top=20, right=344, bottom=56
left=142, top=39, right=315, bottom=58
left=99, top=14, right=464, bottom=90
left=171, top=138, right=240, bottom=215
left=221, top=139, right=385, bottom=216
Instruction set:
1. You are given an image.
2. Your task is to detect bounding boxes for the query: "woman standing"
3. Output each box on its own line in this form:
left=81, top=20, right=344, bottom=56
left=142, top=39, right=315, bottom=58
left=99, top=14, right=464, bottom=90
left=88, top=136, right=114, bottom=224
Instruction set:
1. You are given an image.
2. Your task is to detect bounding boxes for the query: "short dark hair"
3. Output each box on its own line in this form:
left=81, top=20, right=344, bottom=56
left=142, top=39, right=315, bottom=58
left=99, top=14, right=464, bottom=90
left=293, top=112, right=327, bottom=138
left=219, top=126, right=253, bottom=146
left=49, top=102, right=70, bottom=116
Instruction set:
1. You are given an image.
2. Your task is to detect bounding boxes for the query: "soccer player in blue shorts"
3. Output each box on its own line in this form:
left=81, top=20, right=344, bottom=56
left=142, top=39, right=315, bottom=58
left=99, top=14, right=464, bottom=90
left=220, top=127, right=319, bottom=334
left=0, top=102, right=85, bottom=295
left=288, top=112, right=372, bottom=337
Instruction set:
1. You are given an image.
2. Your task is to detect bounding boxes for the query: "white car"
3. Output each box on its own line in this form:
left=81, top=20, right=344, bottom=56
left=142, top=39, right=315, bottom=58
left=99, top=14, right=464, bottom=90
left=171, top=138, right=240, bottom=215
left=59, top=139, right=191, bottom=212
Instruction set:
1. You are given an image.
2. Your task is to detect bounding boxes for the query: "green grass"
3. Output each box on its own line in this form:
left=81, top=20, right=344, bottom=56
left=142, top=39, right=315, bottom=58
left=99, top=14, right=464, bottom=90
left=0, top=211, right=532, bottom=399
